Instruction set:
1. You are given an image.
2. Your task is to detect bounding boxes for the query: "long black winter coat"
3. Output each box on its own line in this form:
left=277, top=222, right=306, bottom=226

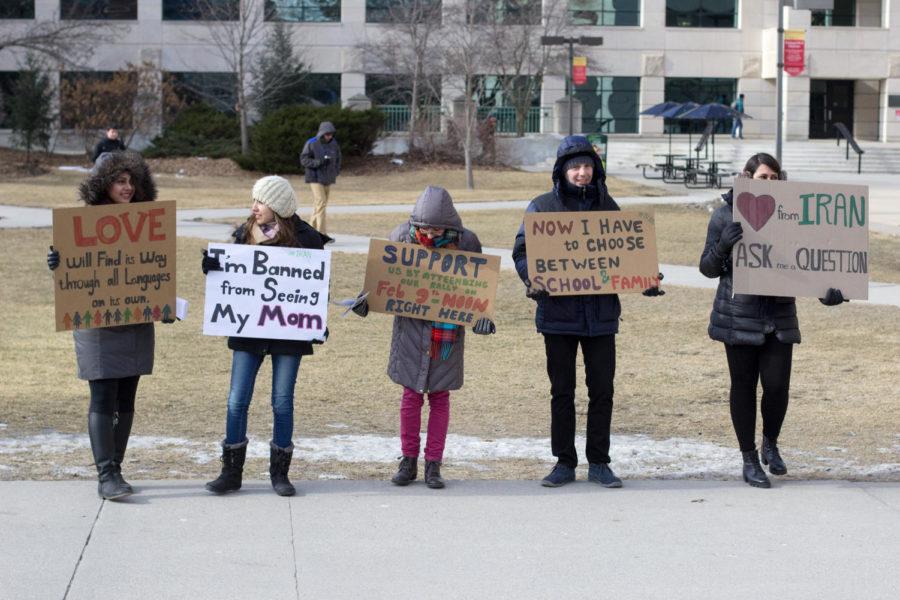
left=226, top=215, right=329, bottom=357
left=699, top=190, right=800, bottom=346
left=512, top=135, right=622, bottom=337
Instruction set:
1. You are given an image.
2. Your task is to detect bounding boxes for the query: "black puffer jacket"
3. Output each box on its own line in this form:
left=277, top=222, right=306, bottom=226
left=226, top=215, right=330, bottom=356
left=699, top=190, right=800, bottom=346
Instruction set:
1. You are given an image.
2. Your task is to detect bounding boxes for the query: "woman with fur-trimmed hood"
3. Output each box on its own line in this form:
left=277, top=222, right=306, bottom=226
left=47, top=151, right=162, bottom=501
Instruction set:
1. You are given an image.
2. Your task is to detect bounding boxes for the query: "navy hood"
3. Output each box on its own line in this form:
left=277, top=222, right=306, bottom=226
left=551, top=135, right=607, bottom=187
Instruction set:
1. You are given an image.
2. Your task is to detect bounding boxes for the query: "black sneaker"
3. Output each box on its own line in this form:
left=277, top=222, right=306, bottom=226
left=541, top=464, right=576, bottom=487
left=588, top=463, right=623, bottom=488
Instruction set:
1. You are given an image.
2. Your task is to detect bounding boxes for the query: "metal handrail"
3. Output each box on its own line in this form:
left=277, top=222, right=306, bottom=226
left=833, top=122, right=864, bottom=174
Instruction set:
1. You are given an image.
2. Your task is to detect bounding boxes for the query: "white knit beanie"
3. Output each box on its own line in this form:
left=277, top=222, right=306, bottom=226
left=251, top=175, right=297, bottom=218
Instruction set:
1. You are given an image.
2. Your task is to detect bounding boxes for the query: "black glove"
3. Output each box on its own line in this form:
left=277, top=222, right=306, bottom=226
left=642, top=272, right=665, bottom=297
left=351, top=293, right=369, bottom=318
left=312, top=328, right=329, bottom=344
left=716, top=222, right=743, bottom=254
left=473, top=318, right=496, bottom=335
left=161, top=318, right=176, bottom=324
left=819, top=288, right=848, bottom=306
left=47, top=246, right=60, bottom=271
left=201, top=249, right=223, bottom=274
left=524, top=279, right=550, bottom=301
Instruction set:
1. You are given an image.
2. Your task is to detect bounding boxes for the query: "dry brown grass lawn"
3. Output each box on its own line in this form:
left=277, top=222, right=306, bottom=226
left=1, top=228, right=898, bottom=480
left=0, top=169, right=669, bottom=209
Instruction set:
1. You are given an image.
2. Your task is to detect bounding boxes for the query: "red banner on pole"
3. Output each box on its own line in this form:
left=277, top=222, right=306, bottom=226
left=784, top=29, right=805, bottom=77
left=572, top=56, right=587, bottom=86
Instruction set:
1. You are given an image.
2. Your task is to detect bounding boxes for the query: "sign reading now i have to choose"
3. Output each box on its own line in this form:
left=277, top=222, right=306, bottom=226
left=52, top=201, right=177, bottom=332
left=525, top=210, right=660, bottom=296
left=731, top=178, right=869, bottom=299
left=203, top=243, right=330, bottom=342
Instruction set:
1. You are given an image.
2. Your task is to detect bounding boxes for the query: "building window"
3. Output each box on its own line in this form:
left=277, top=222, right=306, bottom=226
left=811, top=0, right=855, bottom=27
left=575, top=76, right=639, bottom=134
left=0, top=72, right=21, bottom=127
left=366, top=0, right=442, bottom=24
left=0, top=1, right=34, bottom=19
left=664, top=76, right=736, bottom=133
left=366, top=74, right=442, bottom=131
left=569, top=0, right=640, bottom=26
left=165, top=72, right=238, bottom=118
left=61, top=0, right=137, bottom=20
left=474, top=75, right=541, bottom=133
left=469, top=1, right=540, bottom=25
left=666, top=0, right=736, bottom=28
left=163, top=0, right=239, bottom=21
left=264, top=0, right=340, bottom=22
left=299, top=74, right=342, bottom=105
left=59, top=71, right=135, bottom=129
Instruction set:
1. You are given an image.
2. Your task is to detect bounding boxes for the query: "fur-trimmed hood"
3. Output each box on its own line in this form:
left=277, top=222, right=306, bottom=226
left=79, top=151, right=157, bottom=205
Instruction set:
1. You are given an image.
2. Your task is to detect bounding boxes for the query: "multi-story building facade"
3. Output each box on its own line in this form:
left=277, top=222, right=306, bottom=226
left=1, top=0, right=899, bottom=150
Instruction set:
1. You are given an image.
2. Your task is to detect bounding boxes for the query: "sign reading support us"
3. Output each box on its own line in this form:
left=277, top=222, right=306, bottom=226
left=202, top=243, right=330, bottom=341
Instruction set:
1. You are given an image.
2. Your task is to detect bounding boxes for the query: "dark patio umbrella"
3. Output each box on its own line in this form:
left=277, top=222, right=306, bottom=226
left=678, top=103, right=751, bottom=163
left=640, top=101, right=682, bottom=116
left=658, top=102, right=700, bottom=154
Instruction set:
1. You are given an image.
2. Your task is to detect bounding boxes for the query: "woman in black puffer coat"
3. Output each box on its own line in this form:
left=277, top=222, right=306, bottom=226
left=700, top=153, right=848, bottom=488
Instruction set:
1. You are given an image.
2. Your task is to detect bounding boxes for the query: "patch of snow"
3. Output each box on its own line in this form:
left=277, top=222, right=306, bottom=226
left=318, top=473, right=347, bottom=480
left=58, top=166, right=90, bottom=173
left=0, top=464, right=14, bottom=471
left=326, top=423, right=349, bottom=429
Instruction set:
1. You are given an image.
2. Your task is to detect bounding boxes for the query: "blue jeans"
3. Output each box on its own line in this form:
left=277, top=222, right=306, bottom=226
left=224, top=351, right=301, bottom=448
left=731, top=118, right=743, bottom=138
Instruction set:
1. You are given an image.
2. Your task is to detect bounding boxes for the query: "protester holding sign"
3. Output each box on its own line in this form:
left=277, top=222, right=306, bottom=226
left=351, top=186, right=496, bottom=489
left=46, top=151, right=162, bottom=501
left=201, top=176, right=329, bottom=497
left=699, top=153, right=849, bottom=489
left=512, top=136, right=663, bottom=489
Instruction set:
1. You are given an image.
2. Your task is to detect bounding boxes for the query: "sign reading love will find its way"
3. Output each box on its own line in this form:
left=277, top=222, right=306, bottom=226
left=731, top=178, right=869, bottom=299
left=525, top=210, right=660, bottom=296
left=203, top=243, right=330, bottom=341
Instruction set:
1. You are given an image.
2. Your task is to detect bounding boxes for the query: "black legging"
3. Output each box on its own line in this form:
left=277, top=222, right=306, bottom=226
left=88, top=376, right=140, bottom=415
left=724, top=334, right=793, bottom=452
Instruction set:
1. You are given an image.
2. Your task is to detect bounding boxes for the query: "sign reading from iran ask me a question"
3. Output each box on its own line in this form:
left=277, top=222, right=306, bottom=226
left=362, top=239, right=500, bottom=327
left=202, top=243, right=330, bottom=341
left=525, top=210, right=660, bottom=296
left=52, top=201, right=177, bottom=332
left=731, top=178, right=869, bottom=300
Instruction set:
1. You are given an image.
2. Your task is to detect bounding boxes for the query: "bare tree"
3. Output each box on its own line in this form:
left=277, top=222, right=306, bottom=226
left=359, top=0, right=444, bottom=155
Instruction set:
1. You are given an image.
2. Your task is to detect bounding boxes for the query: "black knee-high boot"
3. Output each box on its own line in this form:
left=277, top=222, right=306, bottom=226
left=88, top=413, right=132, bottom=500
left=113, top=412, right=134, bottom=493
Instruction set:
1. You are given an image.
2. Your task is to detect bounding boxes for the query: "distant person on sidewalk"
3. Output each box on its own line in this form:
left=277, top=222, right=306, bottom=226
left=699, top=152, right=848, bottom=489
left=47, top=151, right=167, bottom=501
left=300, top=121, right=342, bottom=239
left=731, top=94, right=745, bottom=139
left=512, top=136, right=664, bottom=489
left=201, top=176, right=330, bottom=497
left=350, top=186, right=496, bottom=489
left=91, top=127, right=126, bottom=163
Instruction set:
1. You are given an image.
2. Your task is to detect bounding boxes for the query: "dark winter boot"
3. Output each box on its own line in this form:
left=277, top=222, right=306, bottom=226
left=761, top=436, right=788, bottom=475
left=205, top=439, right=248, bottom=494
left=391, top=456, right=418, bottom=486
left=269, top=442, right=296, bottom=497
left=741, top=450, right=771, bottom=488
left=88, top=412, right=132, bottom=500
left=424, top=460, right=445, bottom=489
left=112, top=411, right=134, bottom=494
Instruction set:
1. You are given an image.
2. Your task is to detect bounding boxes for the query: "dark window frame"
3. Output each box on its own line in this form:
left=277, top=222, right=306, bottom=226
left=365, top=0, right=442, bottom=25
left=61, top=0, right=138, bottom=20
left=569, top=0, right=641, bottom=27
left=575, top=75, right=640, bottom=134
left=162, top=0, right=239, bottom=21
left=0, top=0, right=35, bottom=19
left=264, top=0, right=341, bottom=22
left=665, top=0, right=736, bottom=29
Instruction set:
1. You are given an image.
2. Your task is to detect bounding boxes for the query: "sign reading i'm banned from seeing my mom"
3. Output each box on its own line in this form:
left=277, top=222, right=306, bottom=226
left=525, top=210, right=660, bottom=295
left=203, top=243, right=330, bottom=341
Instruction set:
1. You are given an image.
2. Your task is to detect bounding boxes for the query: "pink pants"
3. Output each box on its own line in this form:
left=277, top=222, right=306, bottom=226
left=400, top=387, right=450, bottom=462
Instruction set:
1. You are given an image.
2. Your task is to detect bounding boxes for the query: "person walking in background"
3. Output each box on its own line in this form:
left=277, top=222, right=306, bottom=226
left=300, top=121, right=341, bottom=239
left=350, top=186, right=496, bottom=489
left=699, top=152, right=848, bottom=489
left=47, top=151, right=166, bottom=500
left=91, top=127, right=126, bottom=163
left=512, top=136, right=664, bottom=489
left=201, top=176, right=330, bottom=497
left=731, top=94, right=745, bottom=139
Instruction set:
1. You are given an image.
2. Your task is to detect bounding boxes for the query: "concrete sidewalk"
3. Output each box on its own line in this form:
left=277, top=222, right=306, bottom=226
left=1, top=480, right=897, bottom=600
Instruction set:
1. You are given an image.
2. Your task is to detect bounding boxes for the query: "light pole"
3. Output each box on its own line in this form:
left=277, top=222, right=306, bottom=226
left=540, top=35, right=604, bottom=136
left=776, top=1, right=786, bottom=164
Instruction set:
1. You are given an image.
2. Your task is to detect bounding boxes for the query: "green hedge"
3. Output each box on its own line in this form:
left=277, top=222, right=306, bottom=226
left=143, top=104, right=240, bottom=159
left=235, top=105, right=384, bottom=173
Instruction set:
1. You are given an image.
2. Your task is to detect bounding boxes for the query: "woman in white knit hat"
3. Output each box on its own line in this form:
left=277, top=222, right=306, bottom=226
left=200, top=175, right=330, bottom=497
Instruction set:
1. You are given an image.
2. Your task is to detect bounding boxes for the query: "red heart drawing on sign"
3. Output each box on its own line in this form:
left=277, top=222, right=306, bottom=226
left=736, top=192, right=776, bottom=231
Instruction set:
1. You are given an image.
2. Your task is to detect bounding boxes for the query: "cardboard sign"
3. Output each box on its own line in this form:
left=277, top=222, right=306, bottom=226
left=202, top=243, right=330, bottom=341
left=731, top=178, right=869, bottom=299
left=525, top=210, right=660, bottom=296
left=362, top=239, right=500, bottom=326
left=52, top=201, right=176, bottom=332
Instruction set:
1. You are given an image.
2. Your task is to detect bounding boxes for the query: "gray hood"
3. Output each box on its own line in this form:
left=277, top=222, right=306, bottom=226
left=409, top=186, right=463, bottom=231
left=317, top=121, right=336, bottom=136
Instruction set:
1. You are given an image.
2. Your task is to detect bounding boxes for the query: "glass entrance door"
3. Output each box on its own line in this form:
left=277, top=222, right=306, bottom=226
left=809, top=80, right=854, bottom=139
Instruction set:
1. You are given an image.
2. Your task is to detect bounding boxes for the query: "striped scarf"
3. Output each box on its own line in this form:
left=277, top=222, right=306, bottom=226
left=411, top=224, right=460, bottom=360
